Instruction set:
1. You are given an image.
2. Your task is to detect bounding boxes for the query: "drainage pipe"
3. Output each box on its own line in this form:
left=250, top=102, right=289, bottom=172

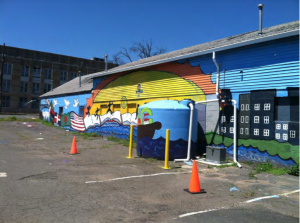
left=174, top=103, right=194, bottom=162
left=231, top=99, right=242, bottom=168
left=190, top=98, right=242, bottom=168
left=212, top=52, right=220, bottom=96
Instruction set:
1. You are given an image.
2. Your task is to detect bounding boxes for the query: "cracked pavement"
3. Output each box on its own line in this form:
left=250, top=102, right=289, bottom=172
left=0, top=118, right=299, bottom=222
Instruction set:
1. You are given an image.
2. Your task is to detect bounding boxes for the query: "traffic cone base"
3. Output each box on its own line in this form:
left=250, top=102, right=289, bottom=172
left=184, top=188, right=206, bottom=194
left=70, top=136, right=78, bottom=155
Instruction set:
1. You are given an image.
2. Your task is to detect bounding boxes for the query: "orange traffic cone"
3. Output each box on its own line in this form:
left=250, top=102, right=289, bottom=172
left=70, top=136, right=78, bottom=155
left=184, top=160, right=206, bottom=194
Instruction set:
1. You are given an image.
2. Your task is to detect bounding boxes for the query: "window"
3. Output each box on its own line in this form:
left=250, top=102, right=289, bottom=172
left=31, top=99, right=39, bottom=109
left=240, top=116, right=244, bottom=123
left=230, top=127, right=234, bottom=133
left=59, top=107, right=63, bottom=116
left=44, top=68, right=52, bottom=80
left=264, top=116, right=269, bottom=124
left=241, top=104, right=244, bottom=111
left=230, top=116, right=234, bottom=122
left=2, top=79, right=11, bottom=91
left=44, top=83, right=51, bottom=93
left=221, top=127, right=226, bottom=133
left=263, top=129, right=269, bottom=136
left=264, top=103, right=271, bottom=110
left=283, top=124, right=288, bottom=130
left=240, top=128, right=243, bottom=134
left=60, top=70, right=67, bottom=81
left=20, top=81, right=28, bottom=93
left=254, top=116, right=259, bottom=123
left=245, top=116, right=249, bottom=123
left=81, top=73, right=86, bottom=76
left=1, top=96, right=10, bottom=107
left=21, top=66, right=29, bottom=77
left=33, top=67, right=41, bottom=78
left=100, top=104, right=108, bottom=115
left=70, top=72, right=77, bottom=80
left=245, top=104, right=249, bottom=111
left=19, top=97, right=27, bottom=108
left=245, top=128, right=249, bottom=135
left=113, top=104, right=121, bottom=112
left=254, top=104, right=260, bottom=110
left=290, top=130, right=296, bottom=138
left=276, top=124, right=281, bottom=130
left=32, top=83, right=40, bottom=94
left=3, top=63, right=12, bottom=75
left=254, top=129, right=259, bottom=135
left=275, top=133, right=280, bottom=139
left=283, top=134, right=288, bottom=140
left=221, top=116, right=226, bottom=123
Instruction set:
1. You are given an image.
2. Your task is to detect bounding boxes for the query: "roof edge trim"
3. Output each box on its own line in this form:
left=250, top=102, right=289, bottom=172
left=87, top=29, right=299, bottom=79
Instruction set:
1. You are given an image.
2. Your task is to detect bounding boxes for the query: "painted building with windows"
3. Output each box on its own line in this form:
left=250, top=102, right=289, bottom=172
left=239, top=94, right=251, bottom=139
left=40, top=21, right=299, bottom=167
left=0, top=45, right=117, bottom=113
left=250, top=89, right=276, bottom=140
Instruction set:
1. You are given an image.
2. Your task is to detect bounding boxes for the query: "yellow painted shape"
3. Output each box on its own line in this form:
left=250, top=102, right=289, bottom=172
left=90, top=94, right=206, bottom=115
left=94, top=71, right=205, bottom=103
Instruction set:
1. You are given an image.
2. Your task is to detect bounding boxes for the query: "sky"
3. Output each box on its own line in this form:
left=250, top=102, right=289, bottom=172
left=0, top=0, right=299, bottom=63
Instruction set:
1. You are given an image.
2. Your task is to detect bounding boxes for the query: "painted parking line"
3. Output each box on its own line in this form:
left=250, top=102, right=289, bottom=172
left=85, top=171, right=191, bottom=184
left=245, top=189, right=300, bottom=203
left=178, top=207, right=227, bottom=218
left=176, top=189, right=300, bottom=219
left=0, top=173, right=7, bottom=177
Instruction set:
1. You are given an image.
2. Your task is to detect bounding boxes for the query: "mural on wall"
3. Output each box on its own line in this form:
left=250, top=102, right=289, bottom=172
left=40, top=36, right=299, bottom=166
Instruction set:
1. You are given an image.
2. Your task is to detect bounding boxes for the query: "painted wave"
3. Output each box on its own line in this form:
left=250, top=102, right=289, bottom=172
left=137, top=136, right=197, bottom=160
left=209, top=143, right=296, bottom=167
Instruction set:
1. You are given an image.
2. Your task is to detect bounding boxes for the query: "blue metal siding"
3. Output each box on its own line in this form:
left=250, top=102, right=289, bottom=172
left=181, top=36, right=299, bottom=96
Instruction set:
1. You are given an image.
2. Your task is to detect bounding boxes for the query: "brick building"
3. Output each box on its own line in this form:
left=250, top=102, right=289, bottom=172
left=0, top=45, right=117, bottom=113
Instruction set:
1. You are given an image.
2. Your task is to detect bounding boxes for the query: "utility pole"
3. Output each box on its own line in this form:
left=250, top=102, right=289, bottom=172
left=0, top=43, right=5, bottom=113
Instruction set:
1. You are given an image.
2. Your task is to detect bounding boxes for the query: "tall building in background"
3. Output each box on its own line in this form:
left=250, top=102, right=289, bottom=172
left=0, top=45, right=118, bottom=113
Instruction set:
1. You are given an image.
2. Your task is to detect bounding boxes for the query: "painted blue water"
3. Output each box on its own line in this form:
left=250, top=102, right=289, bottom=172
left=66, top=122, right=138, bottom=140
left=137, top=136, right=197, bottom=160
left=209, top=143, right=296, bottom=167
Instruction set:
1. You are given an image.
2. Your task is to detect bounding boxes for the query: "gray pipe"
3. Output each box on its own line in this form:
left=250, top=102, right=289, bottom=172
left=258, top=4, right=264, bottom=35
left=79, top=71, right=81, bottom=87
left=104, top=55, right=108, bottom=71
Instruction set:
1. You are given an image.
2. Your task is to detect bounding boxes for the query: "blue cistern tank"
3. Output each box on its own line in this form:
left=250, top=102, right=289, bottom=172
left=136, top=99, right=198, bottom=160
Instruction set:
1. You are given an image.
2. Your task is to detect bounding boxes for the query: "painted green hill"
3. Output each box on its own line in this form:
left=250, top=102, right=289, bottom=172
left=205, top=133, right=299, bottom=163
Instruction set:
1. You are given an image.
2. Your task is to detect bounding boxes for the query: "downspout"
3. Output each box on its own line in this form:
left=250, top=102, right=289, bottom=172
left=174, top=103, right=194, bottom=162
left=79, top=71, right=81, bottom=87
left=231, top=99, right=242, bottom=168
left=212, top=52, right=220, bottom=96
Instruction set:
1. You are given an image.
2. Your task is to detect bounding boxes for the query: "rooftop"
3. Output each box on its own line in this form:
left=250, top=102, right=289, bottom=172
left=40, top=20, right=299, bottom=98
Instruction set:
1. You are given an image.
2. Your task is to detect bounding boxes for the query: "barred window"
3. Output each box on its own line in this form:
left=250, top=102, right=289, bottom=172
left=263, top=129, right=269, bottom=136
left=264, top=116, right=269, bottom=124
left=290, top=131, right=296, bottom=138
left=264, top=103, right=271, bottom=110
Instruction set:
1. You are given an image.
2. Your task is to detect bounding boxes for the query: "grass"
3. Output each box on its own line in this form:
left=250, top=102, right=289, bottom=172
left=101, top=145, right=110, bottom=149
left=107, top=135, right=137, bottom=148
left=249, top=161, right=299, bottom=176
left=249, top=172, right=257, bottom=179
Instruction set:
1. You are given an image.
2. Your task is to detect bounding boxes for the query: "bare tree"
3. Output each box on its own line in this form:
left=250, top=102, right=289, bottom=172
left=112, top=38, right=167, bottom=65
left=109, top=52, right=125, bottom=65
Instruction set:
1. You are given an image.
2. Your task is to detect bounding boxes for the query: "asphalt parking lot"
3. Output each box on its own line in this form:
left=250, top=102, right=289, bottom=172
left=0, top=116, right=299, bottom=223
